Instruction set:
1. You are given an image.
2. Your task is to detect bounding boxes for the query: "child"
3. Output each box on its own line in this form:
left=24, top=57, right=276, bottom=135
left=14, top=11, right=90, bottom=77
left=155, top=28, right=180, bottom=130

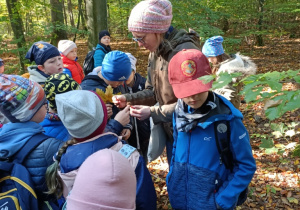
left=125, top=53, right=151, bottom=160
left=81, top=50, right=133, bottom=140
left=41, top=73, right=81, bottom=141
left=166, top=49, right=256, bottom=209
left=58, top=40, right=84, bottom=84
left=25, top=41, right=63, bottom=87
left=64, top=149, right=136, bottom=210
left=0, top=74, right=63, bottom=208
left=45, top=90, right=157, bottom=210
left=0, top=58, right=4, bottom=74
left=94, top=30, right=112, bottom=68
left=202, top=36, right=257, bottom=109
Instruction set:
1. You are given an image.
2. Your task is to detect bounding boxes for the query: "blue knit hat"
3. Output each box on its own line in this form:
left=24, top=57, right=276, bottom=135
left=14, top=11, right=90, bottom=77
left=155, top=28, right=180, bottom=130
left=202, top=36, right=224, bottom=57
left=25, top=41, right=61, bottom=65
left=101, top=51, right=131, bottom=81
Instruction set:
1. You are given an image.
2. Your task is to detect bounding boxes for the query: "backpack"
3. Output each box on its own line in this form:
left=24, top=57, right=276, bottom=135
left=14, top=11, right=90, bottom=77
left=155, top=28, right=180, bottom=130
left=83, top=49, right=96, bottom=75
left=214, top=120, right=249, bottom=206
left=0, top=133, right=49, bottom=210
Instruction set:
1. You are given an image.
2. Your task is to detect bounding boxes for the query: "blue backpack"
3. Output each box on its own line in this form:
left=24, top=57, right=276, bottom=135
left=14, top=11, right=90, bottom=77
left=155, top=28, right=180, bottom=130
left=0, top=133, right=49, bottom=210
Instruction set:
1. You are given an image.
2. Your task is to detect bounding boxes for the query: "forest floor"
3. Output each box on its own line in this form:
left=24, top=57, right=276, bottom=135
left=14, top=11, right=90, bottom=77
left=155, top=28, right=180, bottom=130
left=1, top=36, right=300, bottom=209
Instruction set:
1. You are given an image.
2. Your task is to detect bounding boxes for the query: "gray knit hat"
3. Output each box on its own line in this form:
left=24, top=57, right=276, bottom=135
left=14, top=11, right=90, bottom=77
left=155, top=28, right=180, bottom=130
left=56, top=90, right=108, bottom=141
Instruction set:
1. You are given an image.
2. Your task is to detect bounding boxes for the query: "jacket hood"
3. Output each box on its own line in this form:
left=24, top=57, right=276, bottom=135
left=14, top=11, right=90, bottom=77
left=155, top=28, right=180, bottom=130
left=28, top=65, right=49, bottom=83
left=157, top=28, right=201, bottom=60
left=217, top=53, right=257, bottom=76
left=0, top=122, right=45, bottom=158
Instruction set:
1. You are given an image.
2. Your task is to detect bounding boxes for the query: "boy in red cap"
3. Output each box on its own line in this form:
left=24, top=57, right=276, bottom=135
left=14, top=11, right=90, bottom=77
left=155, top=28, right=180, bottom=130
left=166, top=49, right=256, bottom=209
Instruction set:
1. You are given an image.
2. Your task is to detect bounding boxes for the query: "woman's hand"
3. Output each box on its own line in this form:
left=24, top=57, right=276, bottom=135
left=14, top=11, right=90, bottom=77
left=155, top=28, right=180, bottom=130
left=112, top=95, right=127, bottom=108
left=130, top=105, right=151, bottom=121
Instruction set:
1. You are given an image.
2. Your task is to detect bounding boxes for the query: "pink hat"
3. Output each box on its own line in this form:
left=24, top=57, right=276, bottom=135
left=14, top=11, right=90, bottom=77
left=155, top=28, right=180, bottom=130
left=66, top=149, right=136, bottom=210
left=168, top=49, right=212, bottom=99
left=128, top=0, right=173, bottom=33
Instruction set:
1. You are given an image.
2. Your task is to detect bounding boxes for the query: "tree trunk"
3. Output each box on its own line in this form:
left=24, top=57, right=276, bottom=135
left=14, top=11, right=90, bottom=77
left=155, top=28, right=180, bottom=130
left=62, top=0, right=68, bottom=26
left=67, top=0, right=75, bottom=27
left=5, top=0, right=26, bottom=73
left=50, top=0, right=68, bottom=46
left=86, top=0, right=108, bottom=50
left=256, top=0, right=265, bottom=46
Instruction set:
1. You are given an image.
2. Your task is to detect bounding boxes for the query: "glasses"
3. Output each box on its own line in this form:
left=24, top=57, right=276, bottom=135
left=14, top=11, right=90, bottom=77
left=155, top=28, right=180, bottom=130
left=132, top=36, right=146, bottom=44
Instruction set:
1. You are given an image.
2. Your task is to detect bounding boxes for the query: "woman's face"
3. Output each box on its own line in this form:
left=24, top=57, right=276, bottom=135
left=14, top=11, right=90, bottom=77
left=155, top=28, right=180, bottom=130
left=100, top=35, right=111, bottom=46
left=132, top=32, right=162, bottom=52
left=38, top=56, right=63, bottom=75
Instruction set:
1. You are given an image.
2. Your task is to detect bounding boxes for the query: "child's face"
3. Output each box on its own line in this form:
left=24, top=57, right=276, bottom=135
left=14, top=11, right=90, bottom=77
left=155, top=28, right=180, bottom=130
left=0, top=65, right=4, bottom=74
left=208, top=57, right=218, bottom=65
left=182, top=92, right=209, bottom=109
left=30, top=104, right=47, bottom=123
left=38, top=56, right=63, bottom=75
left=66, top=48, right=77, bottom=61
left=100, top=36, right=110, bottom=46
left=125, top=71, right=135, bottom=85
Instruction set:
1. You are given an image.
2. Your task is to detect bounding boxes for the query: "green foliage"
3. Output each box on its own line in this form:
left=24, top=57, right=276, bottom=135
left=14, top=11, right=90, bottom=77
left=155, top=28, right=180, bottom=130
left=293, top=144, right=300, bottom=157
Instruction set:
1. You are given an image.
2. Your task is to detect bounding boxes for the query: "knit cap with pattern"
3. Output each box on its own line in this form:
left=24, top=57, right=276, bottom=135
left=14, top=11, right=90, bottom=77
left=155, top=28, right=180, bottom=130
left=128, top=0, right=173, bottom=33
left=202, top=36, right=225, bottom=57
left=55, top=90, right=108, bottom=142
left=0, top=74, right=46, bottom=122
left=25, top=41, right=60, bottom=65
left=66, top=149, right=136, bottom=210
left=44, top=73, right=80, bottom=111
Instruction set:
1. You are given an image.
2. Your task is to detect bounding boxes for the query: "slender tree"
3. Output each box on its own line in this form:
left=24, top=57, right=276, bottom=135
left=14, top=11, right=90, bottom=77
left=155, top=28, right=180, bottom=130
left=67, top=0, right=75, bottom=27
left=86, top=0, right=107, bottom=50
left=5, top=0, right=27, bottom=73
left=50, top=0, right=68, bottom=46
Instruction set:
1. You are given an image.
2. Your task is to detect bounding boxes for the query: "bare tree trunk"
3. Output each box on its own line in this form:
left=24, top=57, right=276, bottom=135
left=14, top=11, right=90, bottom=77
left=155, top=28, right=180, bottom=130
left=86, top=0, right=108, bottom=50
left=5, top=0, right=27, bottom=73
left=50, top=0, right=68, bottom=46
left=256, top=0, right=265, bottom=46
left=67, top=0, right=75, bottom=27
left=62, top=0, right=68, bottom=26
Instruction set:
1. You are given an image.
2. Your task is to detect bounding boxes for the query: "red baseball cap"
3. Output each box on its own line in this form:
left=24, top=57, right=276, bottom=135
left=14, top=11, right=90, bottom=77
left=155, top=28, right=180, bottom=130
left=168, top=49, right=212, bottom=99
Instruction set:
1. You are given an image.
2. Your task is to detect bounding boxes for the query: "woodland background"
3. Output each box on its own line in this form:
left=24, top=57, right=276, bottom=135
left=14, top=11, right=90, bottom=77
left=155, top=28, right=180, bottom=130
left=0, top=0, right=300, bottom=209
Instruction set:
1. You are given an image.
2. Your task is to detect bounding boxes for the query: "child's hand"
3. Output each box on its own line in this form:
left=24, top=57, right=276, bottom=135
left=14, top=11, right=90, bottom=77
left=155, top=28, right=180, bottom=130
left=112, top=95, right=127, bottom=108
left=121, top=128, right=131, bottom=141
left=114, top=105, right=130, bottom=126
left=130, top=105, right=151, bottom=121
left=105, top=103, right=113, bottom=118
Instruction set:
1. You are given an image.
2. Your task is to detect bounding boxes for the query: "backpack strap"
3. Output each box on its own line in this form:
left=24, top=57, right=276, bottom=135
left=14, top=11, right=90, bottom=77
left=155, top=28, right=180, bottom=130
left=13, top=133, right=50, bottom=164
left=214, top=120, right=234, bottom=172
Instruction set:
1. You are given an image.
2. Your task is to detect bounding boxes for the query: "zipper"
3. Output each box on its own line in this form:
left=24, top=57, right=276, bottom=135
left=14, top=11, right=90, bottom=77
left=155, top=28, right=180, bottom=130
left=186, top=130, right=192, bottom=207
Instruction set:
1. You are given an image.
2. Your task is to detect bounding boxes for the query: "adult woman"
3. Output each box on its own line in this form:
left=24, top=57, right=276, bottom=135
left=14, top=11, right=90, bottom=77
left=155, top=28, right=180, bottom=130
left=113, top=0, right=201, bottom=162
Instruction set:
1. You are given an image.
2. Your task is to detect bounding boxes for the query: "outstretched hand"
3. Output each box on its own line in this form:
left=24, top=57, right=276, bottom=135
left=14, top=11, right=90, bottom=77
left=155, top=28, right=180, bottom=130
left=130, top=105, right=151, bottom=121
left=112, top=95, right=127, bottom=108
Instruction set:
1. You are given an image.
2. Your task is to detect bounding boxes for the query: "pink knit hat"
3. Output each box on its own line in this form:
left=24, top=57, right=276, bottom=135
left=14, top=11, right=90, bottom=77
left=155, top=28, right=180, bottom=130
left=128, top=0, right=173, bottom=33
left=66, top=149, right=137, bottom=210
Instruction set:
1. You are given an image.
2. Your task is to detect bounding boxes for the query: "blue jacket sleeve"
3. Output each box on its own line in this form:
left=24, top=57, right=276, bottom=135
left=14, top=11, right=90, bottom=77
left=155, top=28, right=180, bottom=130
left=215, top=118, right=256, bottom=209
left=104, top=119, right=123, bottom=135
left=135, top=156, right=157, bottom=210
left=62, top=68, right=72, bottom=77
left=93, top=49, right=106, bottom=68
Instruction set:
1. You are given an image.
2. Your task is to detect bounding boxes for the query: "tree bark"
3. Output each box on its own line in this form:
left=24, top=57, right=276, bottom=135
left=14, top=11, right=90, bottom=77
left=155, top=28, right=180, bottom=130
left=67, top=0, right=75, bottom=27
left=5, top=0, right=26, bottom=73
left=86, top=0, right=108, bottom=50
left=50, top=0, right=68, bottom=46
left=256, top=0, right=265, bottom=46
left=62, top=0, right=68, bottom=26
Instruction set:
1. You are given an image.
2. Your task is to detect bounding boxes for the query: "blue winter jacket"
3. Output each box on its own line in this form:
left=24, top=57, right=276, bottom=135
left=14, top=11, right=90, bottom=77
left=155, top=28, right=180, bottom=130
left=40, top=117, right=71, bottom=142
left=0, top=122, right=63, bottom=201
left=167, top=94, right=256, bottom=210
left=60, top=134, right=157, bottom=210
left=93, top=44, right=111, bottom=67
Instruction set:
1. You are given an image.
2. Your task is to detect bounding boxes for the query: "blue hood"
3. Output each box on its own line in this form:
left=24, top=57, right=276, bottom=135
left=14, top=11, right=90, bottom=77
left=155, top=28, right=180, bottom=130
left=0, top=122, right=44, bottom=158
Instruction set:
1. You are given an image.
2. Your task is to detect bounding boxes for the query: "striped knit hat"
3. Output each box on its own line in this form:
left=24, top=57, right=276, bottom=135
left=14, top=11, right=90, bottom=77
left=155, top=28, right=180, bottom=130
left=128, top=0, right=173, bottom=33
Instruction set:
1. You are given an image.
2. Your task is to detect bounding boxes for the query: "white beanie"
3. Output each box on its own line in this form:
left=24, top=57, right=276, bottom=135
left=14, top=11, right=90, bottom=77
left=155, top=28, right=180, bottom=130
left=125, top=53, right=137, bottom=72
left=55, top=90, right=107, bottom=141
left=58, top=40, right=77, bottom=56
left=66, top=149, right=136, bottom=210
